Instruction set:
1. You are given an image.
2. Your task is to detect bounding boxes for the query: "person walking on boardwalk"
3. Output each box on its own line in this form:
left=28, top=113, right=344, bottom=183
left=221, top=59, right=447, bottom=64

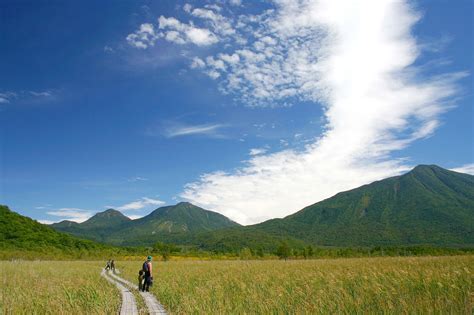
left=142, top=256, right=153, bottom=292
left=105, top=259, right=111, bottom=270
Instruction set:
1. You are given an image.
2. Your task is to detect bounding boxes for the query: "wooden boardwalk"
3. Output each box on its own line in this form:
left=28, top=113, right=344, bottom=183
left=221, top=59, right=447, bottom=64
left=108, top=270, right=168, bottom=315
left=101, top=269, right=138, bottom=315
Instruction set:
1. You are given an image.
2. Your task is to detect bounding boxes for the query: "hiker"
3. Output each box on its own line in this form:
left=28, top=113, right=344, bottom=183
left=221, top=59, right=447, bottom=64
left=138, top=270, right=145, bottom=291
left=110, top=260, right=116, bottom=273
left=141, top=256, right=153, bottom=292
left=105, top=259, right=111, bottom=270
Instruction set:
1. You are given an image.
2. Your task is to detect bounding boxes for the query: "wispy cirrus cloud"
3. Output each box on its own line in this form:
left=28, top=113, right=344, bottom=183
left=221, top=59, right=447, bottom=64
left=129, top=1, right=466, bottom=225
left=0, top=92, right=16, bottom=104
left=163, top=122, right=227, bottom=138
left=0, top=90, right=55, bottom=106
left=128, top=176, right=148, bottom=182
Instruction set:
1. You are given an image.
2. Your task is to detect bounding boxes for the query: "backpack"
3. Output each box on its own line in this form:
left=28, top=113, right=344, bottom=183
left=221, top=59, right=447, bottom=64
left=142, top=261, right=149, bottom=273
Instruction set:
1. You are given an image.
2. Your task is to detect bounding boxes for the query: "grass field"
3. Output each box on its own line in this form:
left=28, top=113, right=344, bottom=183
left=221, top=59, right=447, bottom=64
left=0, top=261, right=120, bottom=314
left=0, top=256, right=472, bottom=314
left=119, top=256, right=473, bottom=314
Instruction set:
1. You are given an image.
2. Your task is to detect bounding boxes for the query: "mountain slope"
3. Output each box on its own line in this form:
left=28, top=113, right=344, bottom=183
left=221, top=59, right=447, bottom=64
left=0, top=205, right=108, bottom=253
left=254, top=165, right=474, bottom=246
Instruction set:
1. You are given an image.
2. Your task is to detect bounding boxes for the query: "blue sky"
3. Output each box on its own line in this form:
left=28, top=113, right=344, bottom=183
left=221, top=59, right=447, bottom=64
left=1, top=0, right=472, bottom=225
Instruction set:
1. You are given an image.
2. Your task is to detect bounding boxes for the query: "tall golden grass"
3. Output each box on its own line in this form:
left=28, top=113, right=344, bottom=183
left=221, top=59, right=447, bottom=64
left=119, top=256, right=473, bottom=314
left=0, top=256, right=472, bottom=314
left=0, top=261, right=120, bottom=314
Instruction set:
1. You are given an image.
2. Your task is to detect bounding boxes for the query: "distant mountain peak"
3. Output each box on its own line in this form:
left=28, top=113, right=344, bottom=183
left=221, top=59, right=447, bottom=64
left=176, top=201, right=194, bottom=207
left=59, top=219, right=77, bottom=224
left=78, top=208, right=131, bottom=230
left=51, top=220, right=79, bottom=228
left=95, top=208, right=127, bottom=217
left=412, top=164, right=442, bottom=171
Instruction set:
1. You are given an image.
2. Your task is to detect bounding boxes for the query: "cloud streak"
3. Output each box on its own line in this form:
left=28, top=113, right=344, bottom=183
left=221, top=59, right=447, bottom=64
left=164, top=123, right=227, bottom=138
left=0, top=90, right=55, bottom=105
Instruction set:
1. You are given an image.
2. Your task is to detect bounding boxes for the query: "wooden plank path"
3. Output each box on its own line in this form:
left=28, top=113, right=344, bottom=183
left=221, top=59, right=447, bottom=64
left=108, top=270, right=167, bottom=315
left=101, top=269, right=138, bottom=315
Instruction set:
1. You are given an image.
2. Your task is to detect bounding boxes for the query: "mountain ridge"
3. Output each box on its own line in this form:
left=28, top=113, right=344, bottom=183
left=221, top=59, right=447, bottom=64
left=51, top=202, right=240, bottom=245
left=48, top=165, right=474, bottom=250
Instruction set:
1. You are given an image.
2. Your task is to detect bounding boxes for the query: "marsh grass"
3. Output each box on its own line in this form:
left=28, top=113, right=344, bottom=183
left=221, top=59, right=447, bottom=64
left=0, top=261, right=120, bottom=314
left=0, top=256, right=471, bottom=314
left=119, top=255, right=473, bottom=314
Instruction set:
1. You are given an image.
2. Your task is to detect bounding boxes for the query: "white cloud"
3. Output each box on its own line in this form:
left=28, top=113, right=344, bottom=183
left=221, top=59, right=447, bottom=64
left=178, top=0, right=465, bottom=225
left=229, top=0, right=242, bottom=6
left=126, top=23, right=161, bottom=49
left=37, top=219, right=56, bottom=225
left=46, top=208, right=93, bottom=223
left=126, top=1, right=465, bottom=225
left=190, top=7, right=235, bottom=36
left=126, top=7, right=230, bottom=49
left=164, top=123, right=226, bottom=138
left=126, top=214, right=145, bottom=220
left=186, top=27, right=219, bottom=45
left=183, top=3, right=193, bottom=13
left=158, top=16, right=218, bottom=46
left=451, top=163, right=474, bottom=175
left=190, top=57, right=206, bottom=69
left=111, top=197, right=165, bottom=211
left=219, top=53, right=240, bottom=64
left=249, top=147, right=268, bottom=156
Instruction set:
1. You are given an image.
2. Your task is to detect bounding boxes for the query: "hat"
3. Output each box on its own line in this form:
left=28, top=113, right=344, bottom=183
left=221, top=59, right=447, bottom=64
left=147, top=256, right=152, bottom=261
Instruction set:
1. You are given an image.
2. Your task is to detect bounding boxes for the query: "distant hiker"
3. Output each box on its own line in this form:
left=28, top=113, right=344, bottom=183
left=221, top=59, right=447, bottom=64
left=138, top=270, right=145, bottom=291
left=142, top=256, right=153, bottom=292
left=110, top=260, right=116, bottom=273
left=105, top=259, right=111, bottom=270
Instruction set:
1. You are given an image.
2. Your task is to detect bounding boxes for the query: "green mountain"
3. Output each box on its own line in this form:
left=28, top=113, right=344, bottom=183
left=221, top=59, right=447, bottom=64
left=0, top=205, right=109, bottom=255
left=50, top=220, right=80, bottom=229
left=48, top=165, right=474, bottom=250
left=80, top=209, right=131, bottom=229
left=130, top=202, right=239, bottom=233
left=253, top=165, right=474, bottom=246
left=104, top=202, right=241, bottom=246
left=51, top=208, right=132, bottom=242
left=51, top=202, right=241, bottom=246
